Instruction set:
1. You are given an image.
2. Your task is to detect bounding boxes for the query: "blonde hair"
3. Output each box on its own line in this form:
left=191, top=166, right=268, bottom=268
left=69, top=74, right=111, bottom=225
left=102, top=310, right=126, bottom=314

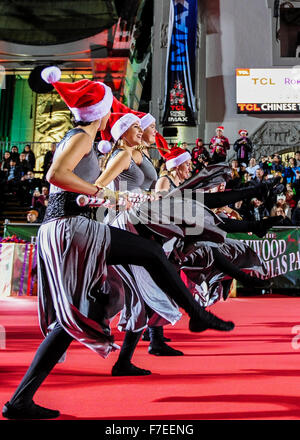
left=159, top=167, right=177, bottom=179
left=134, top=144, right=147, bottom=152
left=103, top=139, right=123, bottom=169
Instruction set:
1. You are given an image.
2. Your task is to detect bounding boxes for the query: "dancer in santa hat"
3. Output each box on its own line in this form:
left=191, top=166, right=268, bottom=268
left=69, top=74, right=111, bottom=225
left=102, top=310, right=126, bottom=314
left=109, top=97, right=158, bottom=190
left=153, top=133, right=284, bottom=303
left=3, top=67, right=235, bottom=419
left=155, top=132, right=192, bottom=193
left=233, top=129, right=253, bottom=166
left=99, top=100, right=186, bottom=360
left=98, top=113, right=281, bottom=375
left=209, top=126, right=230, bottom=164
left=95, top=112, right=189, bottom=375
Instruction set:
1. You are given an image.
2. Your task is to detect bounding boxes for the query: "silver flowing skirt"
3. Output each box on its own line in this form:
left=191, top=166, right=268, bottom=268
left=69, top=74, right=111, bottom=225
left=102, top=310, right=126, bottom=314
left=37, top=216, right=118, bottom=358
left=179, top=238, right=269, bottom=307
left=103, top=194, right=228, bottom=331
left=104, top=211, right=182, bottom=333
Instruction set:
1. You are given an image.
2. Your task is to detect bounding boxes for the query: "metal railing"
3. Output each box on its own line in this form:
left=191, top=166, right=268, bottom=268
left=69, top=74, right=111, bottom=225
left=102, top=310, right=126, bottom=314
left=1, top=140, right=299, bottom=164
left=0, top=141, right=54, bottom=153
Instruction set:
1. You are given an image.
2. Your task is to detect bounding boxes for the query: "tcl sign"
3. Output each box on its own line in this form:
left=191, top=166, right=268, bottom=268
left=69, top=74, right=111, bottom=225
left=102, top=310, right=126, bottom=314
left=251, top=77, right=276, bottom=85
left=236, top=68, right=300, bottom=111
left=237, top=103, right=300, bottom=113
left=237, top=103, right=261, bottom=112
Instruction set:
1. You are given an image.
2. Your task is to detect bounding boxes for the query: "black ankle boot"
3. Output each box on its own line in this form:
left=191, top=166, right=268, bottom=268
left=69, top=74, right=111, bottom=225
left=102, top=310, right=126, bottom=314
left=143, top=327, right=171, bottom=342
left=256, top=177, right=281, bottom=202
left=252, top=216, right=283, bottom=238
left=112, top=361, right=151, bottom=376
left=2, top=401, right=60, bottom=420
left=148, top=327, right=183, bottom=356
left=237, top=272, right=273, bottom=289
left=188, top=307, right=235, bottom=333
left=148, top=343, right=184, bottom=356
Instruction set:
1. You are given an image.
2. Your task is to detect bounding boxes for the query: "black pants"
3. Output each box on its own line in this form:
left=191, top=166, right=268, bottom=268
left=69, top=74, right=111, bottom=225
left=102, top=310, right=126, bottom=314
left=9, top=225, right=201, bottom=406
left=218, top=218, right=262, bottom=234
left=203, top=185, right=259, bottom=209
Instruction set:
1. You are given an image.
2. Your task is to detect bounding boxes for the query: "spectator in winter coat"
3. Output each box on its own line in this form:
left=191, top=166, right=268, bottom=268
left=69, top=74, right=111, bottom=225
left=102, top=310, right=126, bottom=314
left=247, top=198, right=269, bottom=221
left=209, top=126, right=230, bottom=163
left=19, top=153, right=31, bottom=177
left=23, top=145, right=36, bottom=171
left=246, top=158, right=260, bottom=178
left=191, top=138, right=210, bottom=174
left=10, top=146, right=20, bottom=164
left=270, top=154, right=284, bottom=174
left=233, top=129, right=252, bottom=166
left=270, top=205, right=293, bottom=226
left=283, top=158, right=298, bottom=184
left=192, top=138, right=209, bottom=165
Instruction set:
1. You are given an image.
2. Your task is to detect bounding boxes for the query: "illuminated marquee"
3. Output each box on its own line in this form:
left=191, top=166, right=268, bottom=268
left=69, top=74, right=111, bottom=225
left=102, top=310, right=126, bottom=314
left=236, top=68, right=300, bottom=114
left=162, top=0, right=197, bottom=127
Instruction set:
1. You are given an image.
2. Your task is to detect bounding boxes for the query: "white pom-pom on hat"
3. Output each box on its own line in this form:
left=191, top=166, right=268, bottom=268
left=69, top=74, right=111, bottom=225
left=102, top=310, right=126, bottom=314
left=41, top=66, right=62, bottom=84
left=98, top=140, right=112, bottom=154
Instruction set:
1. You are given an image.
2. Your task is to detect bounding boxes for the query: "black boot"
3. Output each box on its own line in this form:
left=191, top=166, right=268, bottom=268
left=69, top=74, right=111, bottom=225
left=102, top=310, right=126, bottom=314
left=256, top=177, right=282, bottom=202
left=252, top=216, right=283, bottom=238
left=112, top=361, right=151, bottom=376
left=189, top=307, right=235, bottom=333
left=148, top=327, right=183, bottom=356
left=142, top=327, right=171, bottom=342
left=2, top=401, right=60, bottom=420
left=111, top=330, right=152, bottom=376
left=236, top=272, right=273, bottom=289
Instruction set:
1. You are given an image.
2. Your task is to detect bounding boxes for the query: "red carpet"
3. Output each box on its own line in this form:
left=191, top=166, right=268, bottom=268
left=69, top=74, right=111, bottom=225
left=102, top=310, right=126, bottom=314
left=1, top=294, right=300, bottom=420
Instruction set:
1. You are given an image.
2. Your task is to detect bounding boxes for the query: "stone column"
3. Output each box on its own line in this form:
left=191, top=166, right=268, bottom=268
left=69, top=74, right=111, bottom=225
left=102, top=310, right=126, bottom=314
left=151, top=0, right=205, bottom=151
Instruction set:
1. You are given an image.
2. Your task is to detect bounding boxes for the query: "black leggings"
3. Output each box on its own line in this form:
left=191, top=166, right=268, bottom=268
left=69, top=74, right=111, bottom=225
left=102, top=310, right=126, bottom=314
left=9, top=225, right=203, bottom=406
left=218, top=218, right=257, bottom=233
left=107, top=226, right=198, bottom=313
left=211, top=247, right=254, bottom=282
left=204, top=185, right=260, bottom=209
left=10, top=322, right=73, bottom=406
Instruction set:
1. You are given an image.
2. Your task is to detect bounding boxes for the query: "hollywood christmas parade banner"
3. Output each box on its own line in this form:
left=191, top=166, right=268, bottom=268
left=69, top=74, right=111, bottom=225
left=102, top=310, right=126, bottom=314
left=162, top=0, right=197, bottom=126
left=228, top=228, right=300, bottom=292
left=0, top=226, right=299, bottom=298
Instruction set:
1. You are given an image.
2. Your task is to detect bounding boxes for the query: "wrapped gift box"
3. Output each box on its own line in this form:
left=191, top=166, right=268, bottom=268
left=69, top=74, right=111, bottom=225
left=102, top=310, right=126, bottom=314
left=0, top=243, right=37, bottom=297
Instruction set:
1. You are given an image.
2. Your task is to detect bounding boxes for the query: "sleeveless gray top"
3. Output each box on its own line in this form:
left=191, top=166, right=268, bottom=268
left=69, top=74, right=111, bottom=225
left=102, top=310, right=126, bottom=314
left=50, top=128, right=100, bottom=194
left=107, top=148, right=145, bottom=192
left=157, top=175, right=178, bottom=191
left=139, top=153, right=158, bottom=191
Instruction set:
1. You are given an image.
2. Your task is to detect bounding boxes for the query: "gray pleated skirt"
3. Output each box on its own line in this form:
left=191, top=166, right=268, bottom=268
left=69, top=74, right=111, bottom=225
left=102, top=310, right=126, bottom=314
left=105, top=211, right=182, bottom=332
left=37, top=216, right=119, bottom=358
left=181, top=238, right=269, bottom=307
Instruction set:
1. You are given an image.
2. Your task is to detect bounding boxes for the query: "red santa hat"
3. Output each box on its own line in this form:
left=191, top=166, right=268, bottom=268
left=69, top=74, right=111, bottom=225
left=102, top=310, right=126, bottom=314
left=155, top=133, right=191, bottom=170
left=216, top=126, right=224, bottom=132
left=111, top=97, right=155, bottom=130
left=239, top=129, right=248, bottom=136
left=41, top=66, right=113, bottom=122
left=98, top=112, right=141, bottom=154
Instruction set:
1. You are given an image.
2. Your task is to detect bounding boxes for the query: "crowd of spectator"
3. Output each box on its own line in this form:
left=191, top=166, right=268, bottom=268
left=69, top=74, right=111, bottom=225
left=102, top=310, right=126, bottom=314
left=1, top=133, right=300, bottom=227
left=0, top=143, right=55, bottom=223
left=189, top=127, right=300, bottom=226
